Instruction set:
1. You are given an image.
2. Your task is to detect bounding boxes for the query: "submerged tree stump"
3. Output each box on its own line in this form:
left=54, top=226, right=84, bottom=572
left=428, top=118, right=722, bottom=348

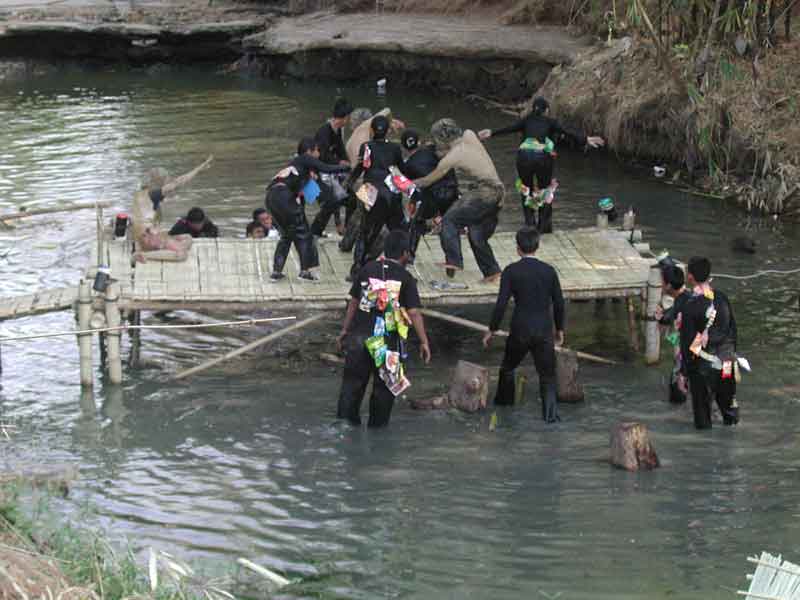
left=447, top=360, right=489, bottom=413
left=610, top=422, right=660, bottom=471
left=556, top=349, right=584, bottom=402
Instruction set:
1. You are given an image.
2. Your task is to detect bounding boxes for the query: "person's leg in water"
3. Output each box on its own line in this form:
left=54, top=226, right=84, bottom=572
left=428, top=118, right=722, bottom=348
left=495, top=334, right=530, bottom=405
left=337, top=334, right=372, bottom=425
left=466, top=205, right=500, bottom=280
left=532, top=154, right=555, bottom=234
left=367, top=367, right=396, bottom=427
left=688, top=369, right=713, bottom=429
left=516, top=149, right=539, bottom=227
left=531, top=333, right=559, bottom=422
left=712, top=367, right=739, bottom=425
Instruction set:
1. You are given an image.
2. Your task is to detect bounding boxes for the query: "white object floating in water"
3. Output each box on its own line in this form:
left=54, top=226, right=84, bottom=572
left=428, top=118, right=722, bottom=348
left=377, top=78, right=387, bottom=94
left=738, top=551, right=800, bottom=600
left=653, top=166, right=666, bottom=177
left=237, top=557, right=291, bottom=588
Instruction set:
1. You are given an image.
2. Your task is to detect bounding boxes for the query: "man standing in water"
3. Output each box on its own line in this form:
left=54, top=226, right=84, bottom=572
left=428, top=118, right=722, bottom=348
left=679, top=256, right=740, bottom=429
left=413, top=118, right=504, bottom=283
left=483, top=227, right=565, bottom=422
left=336, top=230, right=431, bottom=427
left=132, top=155, right=213, bottom=262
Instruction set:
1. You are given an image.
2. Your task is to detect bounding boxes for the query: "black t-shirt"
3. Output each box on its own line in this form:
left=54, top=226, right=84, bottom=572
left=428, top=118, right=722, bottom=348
left=271, top=154, right=350, bottom=196
left=315, top=122, right=347, bottom=164
left=353, top=140, right=405, bottom=187
left=492, top=113, right=587, bottom=148
left=401, top=145, right=459, bottom=216
left=348, top=259, right=422, bottom=337
left=168, top=218, right=219, bottom=238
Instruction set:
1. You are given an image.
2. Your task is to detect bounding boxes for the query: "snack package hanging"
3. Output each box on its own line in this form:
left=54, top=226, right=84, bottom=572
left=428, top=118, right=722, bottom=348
left=384, top=308, right=396, bottom=332
left=384, top=174, right=399, bottom=194
left=388, top=166, right=417, bottom=195
left=388, top=375, right=411, bottom=397
left=385, top=350, right=400, bottom=375
left=373, top=316, right=386, bottom=337
left=365, top=335, right=387, bottom=367
left=362, top=144, right=372, bottom=169
left=357, top=183, right=378, bottom=210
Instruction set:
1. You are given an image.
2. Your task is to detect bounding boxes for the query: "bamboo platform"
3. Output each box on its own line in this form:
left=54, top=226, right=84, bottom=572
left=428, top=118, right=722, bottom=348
left=0, top=286, right=78, bottom=321
left=98, top=228, right=654, bottom=312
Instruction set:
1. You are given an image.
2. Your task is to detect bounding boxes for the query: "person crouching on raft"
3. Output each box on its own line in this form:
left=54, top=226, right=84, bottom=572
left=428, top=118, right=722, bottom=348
left=478, top=97, right=604, bottom=233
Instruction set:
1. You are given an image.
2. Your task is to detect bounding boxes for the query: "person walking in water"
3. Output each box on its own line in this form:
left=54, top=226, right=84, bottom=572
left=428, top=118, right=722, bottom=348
left=413, top=118, right=503, bottom=283
left=132, top=155, right=214, bottom=263
left=483, top=227, right=565, bottom=423
left=479, top=97, right=604, bottom=233
left=266, top=137, right=350, bottom=282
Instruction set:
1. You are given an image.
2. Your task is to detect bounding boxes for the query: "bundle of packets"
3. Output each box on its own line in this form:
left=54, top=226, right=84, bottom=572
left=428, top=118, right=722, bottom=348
left=516, top=178, right=559, bottom=209
left=356, top=183, right=378, bottom=210
left=387, top=166, right=417, bottom=196
left=519, top=136, right=556, bottom=155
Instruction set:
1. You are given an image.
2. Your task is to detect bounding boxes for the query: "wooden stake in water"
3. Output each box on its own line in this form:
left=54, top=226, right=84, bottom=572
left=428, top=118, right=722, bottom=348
left=77, top=279, right=93, bottom=388
left=644, top=264, right=662, bottom=365
left=104, top=282, right=123, bottom=384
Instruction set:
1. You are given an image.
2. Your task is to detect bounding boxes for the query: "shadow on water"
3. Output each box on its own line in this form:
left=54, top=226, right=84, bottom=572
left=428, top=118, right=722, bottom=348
left=0, top=65, right=800, bottom=598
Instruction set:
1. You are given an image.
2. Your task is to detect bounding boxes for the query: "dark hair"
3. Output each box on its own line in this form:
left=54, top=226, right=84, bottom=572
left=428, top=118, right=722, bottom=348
left=384, top=229, right=410, bottom=259
left=297, top=137, right=318, bottom=155
left=371, top=115, right=390, bottom=139
left=187, top=207, right=206, bottom=224
left=401, top=129, right=419, bottom=150
left=532, top=96, right=550, bottom=116
left=687, top=256, right=711, bottom=283
left=516, top=226, right=540, bottom=254
left=333, top=97, right=353, bottom=119
left=661, top=264, right=685, bottom=290
left=246, top=221, right=264, bottom=236
left=253, top=207, right=267, bottom=221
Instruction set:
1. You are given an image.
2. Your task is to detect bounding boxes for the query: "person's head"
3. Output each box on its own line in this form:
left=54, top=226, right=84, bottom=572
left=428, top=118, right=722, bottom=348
left=350, top=107, right=374, bottom=130
left=532, top=96, right=550, bottom=116
left=186, top=207, right=207, bottom=233
left=252, top=207, right=272, bottom=229
left=246, top=221, right=266, bottom=239
left=516, top=226, right=540, bottom=256
left=297, top=137, right=320, bottom=158
left=430, top=118, right=463, bottom=155
left=401, top=129, right=420, bottom=153
left=383, top=229, right=411, bottom=264
left=687, top=256, right=711, bottom=286
left=371, top=115, right=390, bottom=140
left=660, top=264, right=685, bottom=297
left=332, top=97, right=353, bottom=129
left=144, top=167, right=169, bottom=190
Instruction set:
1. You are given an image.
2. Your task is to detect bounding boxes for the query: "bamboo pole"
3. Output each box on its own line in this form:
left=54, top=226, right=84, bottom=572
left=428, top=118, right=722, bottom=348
left=104, top=282, right=123, bottom=384
left=128, top=310, right=141, bottom=368
left=96, top=204, right=105, bottom=268
left=644, top=265, right=663, bottom=365
left=77, top=279, right=93, bottom=388
left=174, top=314, right=325, bottom=381
left=0, top=201, right=112, bottom=221
left=627, top=297, right=641, bottom=353
left=419, top=308, right=618, bottom=365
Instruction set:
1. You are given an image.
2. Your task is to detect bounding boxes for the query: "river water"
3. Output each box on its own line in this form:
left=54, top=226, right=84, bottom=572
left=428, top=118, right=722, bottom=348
left=1, top=65, right=799, bottom=599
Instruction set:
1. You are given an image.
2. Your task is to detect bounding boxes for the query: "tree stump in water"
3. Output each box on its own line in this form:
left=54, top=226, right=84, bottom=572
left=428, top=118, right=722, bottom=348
left=556, top=349, right=584, bottom=402
left=610, top=422, right=660, bottom=471
left=447, top=360, right=489, bottom=413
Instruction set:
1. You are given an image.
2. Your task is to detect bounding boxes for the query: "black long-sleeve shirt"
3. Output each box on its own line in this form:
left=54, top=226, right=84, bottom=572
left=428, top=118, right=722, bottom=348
left=492, top=113, right=587, bottom=148
left=168, top=218, right=219, bottom=238
left=400, top=145, right=459, bottom=216
left=489, top=256, right=565, bottom=337
left=272, top=153, right=350, bottom=196
left=315, top=121, right=348, bottom=164
left=350, top=140, right=404, bottom=187
left=679, top=289, right=737, bottom=374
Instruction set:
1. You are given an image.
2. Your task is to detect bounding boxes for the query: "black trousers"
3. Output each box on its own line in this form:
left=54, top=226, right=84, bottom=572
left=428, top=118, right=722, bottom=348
left=337, top=334, right=396, bottom=427
left=516, top=149, right=554, bottom=233
left=440, top=195, right=500, bottom=277
left=310, top=182, right=345, bottom=236
left=688, top=366, right=739, bottom=429
left=266, top=185, right=319, bottom=273
left=351, top=187, right=405, bottom=276
left=494, top=333, right=559, bottom=422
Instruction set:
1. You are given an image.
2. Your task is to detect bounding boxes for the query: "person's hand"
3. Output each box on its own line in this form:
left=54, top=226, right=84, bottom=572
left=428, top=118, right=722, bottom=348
left=655, top=305, right=664, bottom=321
left=134, top=252, right=147, bottom=264
left=420, top=341, right=431, bottom=364
left=202, top=155, right=214, bottom=169
left=339, top=159, right=350, bottom=166
left=391, top=118, right=406, bottom=131
left=587, top=136, right=605, bottom=149
left=555, top=330, right=565, bottom=347
left=336, top=330, right=348, bottom=353
left=482, top=330, right=493, bottom=348
left=478, top=129, right=492, bottom=140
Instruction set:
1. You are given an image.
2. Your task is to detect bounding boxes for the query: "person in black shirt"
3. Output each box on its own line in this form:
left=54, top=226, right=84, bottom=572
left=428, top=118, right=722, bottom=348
left=655, top=261, right=691, bottom=404
left=483, top=227, right=565, bottom=422
left=310, top=97, right=353, bottom=238
left=168, top=207, right=219, bottom=239
left=336, top=230, right=431, bottom=427
left=346, top=115, right=407, bottom=279
left=399, top=129, right=459, bottom=261
left=479, top=97, right=604, bottom=232
left=265, top=137, right=350, bottom=282
left=679, top=257, right=739, bottom=429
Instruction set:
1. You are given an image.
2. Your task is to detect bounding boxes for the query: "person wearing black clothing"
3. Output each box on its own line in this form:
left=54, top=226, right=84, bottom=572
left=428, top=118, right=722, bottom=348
left=483, top=227, right=565, bottom=422
left=479, top=97, right=604, bottom=232
left=310, top=97, right=353, bottom=238
left=679, top=257, right=739, bottom=429
left=266, top=137, right=350, bottom=282
left=399, top=129, right=459, bottom=261
left=168, top=207, right=219, bottom=238
left=346, top=115, right=406, bottom=278
left=656, top=261, right=692, bottom=404
left=336, top=231, right=431, bottom=427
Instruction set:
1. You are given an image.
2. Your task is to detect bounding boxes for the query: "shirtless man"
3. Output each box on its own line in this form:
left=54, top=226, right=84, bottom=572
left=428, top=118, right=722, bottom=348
left=132, top=155, right=213, bottom=262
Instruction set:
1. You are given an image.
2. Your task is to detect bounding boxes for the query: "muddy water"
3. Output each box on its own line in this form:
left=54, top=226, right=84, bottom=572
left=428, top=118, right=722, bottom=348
left=1, top=65, right=799, bottom=599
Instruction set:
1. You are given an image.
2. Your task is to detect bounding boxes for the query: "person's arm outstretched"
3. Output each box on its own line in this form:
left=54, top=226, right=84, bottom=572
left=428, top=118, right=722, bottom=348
left=162, top=155, right=214, bottom=197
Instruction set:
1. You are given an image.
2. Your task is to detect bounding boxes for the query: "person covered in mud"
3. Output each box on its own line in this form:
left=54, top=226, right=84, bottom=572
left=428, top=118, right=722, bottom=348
left=336, top=230, right=431, bottom=427
left=168, top=207, right=219, bottom=239
left=679, top=256, right=740, bottom=429
left=266, top=137, right=350, bottom=282
left=132, top=155, right=214, bottom=263
left=655, top=260, right=692, bottom=404
left=478, top=96, right=604, bottom=233
left=399, top=128, right=459, bottom=262
left=413, top=118, right=504, bottom=283
left=345, top=115, right=407, bottom=280
left=310, top=97, right=353, bottom=238
left=483, top=227, right=565, bottom=422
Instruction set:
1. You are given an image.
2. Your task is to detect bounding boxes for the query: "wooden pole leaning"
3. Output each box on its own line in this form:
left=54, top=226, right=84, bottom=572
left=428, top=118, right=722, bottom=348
left=77, top=279, right=93, bottom=387
left=174, top=314, right=323, bottom=381
left=104, top=282, right=123, bottom=384
left=644, top=264, right=663, bottom=365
